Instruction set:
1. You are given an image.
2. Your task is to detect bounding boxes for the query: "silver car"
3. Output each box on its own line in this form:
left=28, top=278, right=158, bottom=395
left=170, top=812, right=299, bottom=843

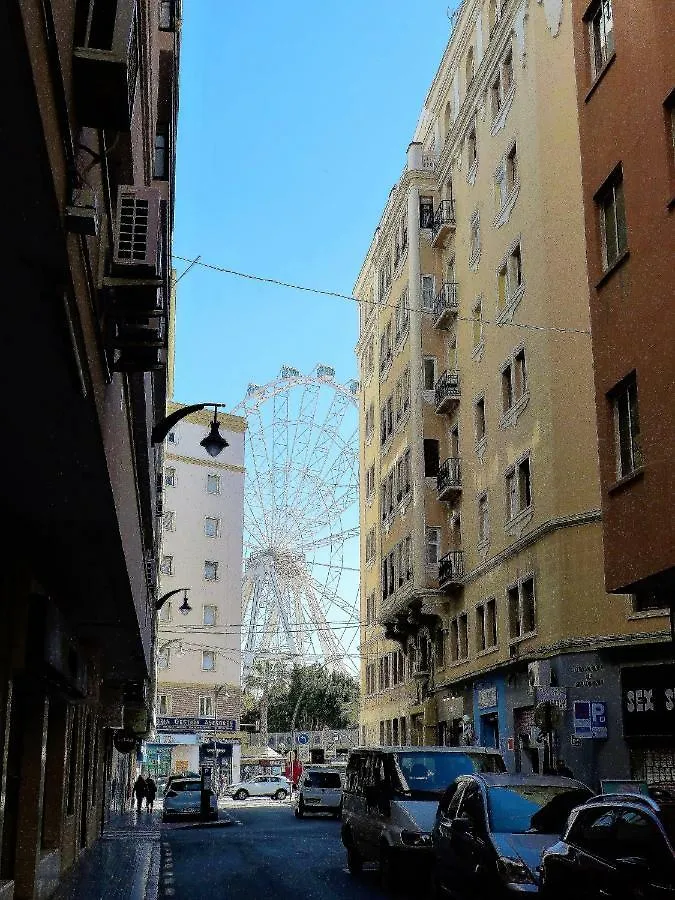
left=162, top=777, right=218, bottom=821
left=225, top=775, right=291, bottom=801
left=295, top=768, right=343, bottom=818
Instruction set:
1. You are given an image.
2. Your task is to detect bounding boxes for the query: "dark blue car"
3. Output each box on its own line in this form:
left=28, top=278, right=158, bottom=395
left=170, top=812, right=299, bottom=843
left=432, top=773, right=592, bottom=897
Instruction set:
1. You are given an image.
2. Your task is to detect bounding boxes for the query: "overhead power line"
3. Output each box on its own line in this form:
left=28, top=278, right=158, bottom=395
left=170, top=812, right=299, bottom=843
left=172, top=253, right=591, bottom=337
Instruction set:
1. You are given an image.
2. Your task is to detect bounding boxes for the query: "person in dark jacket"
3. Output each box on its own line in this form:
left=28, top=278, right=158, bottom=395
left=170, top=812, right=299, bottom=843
left=555, top=758, right=574, bottom=778
left=132, top=774, right=147, bottom=813
left=145, top=776, right=157, bottom=812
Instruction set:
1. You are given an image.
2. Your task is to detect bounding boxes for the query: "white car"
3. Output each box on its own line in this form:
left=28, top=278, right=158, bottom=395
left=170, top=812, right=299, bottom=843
left=162, top=777, right=218, bottom=821
left=225, top=775, right=290, bottom=801
left=295, top=768, right=343, bottom=818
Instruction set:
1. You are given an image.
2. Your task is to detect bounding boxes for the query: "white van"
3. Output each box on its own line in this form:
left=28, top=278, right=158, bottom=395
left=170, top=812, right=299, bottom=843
left=341, top=745, right=506, bottom=886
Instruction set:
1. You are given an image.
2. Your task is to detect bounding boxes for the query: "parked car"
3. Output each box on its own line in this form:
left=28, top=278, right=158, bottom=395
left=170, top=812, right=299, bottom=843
left=341, top=745, right=506, bottom=888
left=295, top=767, right=343, bottom=818
left=163, top=772, right=200, bottom=795
left=539, top=791, right=675, bottom=899
left=432, top=773, right=592, bottom=897
left=224, top=774, right=291, bottom=801
left=162, top=777, right=218, bottom=822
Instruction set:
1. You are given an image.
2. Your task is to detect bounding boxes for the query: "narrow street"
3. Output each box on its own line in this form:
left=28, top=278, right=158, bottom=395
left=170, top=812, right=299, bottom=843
left=159, top=801, right=414, bottom=900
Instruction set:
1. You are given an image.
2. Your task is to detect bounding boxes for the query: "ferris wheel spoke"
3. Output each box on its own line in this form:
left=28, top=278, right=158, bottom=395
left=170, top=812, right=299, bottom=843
left=307, top=575, right=359, bottom=623
left=244, top=493, right=271, bottom=549
left=298, top=526, right=360, bottom=553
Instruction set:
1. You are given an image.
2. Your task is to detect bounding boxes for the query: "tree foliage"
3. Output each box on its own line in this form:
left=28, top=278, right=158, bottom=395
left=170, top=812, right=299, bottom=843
left=243, top=663, right=359, bottom=732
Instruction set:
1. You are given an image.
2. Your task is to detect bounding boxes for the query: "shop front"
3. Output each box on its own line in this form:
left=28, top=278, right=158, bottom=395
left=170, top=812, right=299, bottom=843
left=621, top=662, right=675, bottom=790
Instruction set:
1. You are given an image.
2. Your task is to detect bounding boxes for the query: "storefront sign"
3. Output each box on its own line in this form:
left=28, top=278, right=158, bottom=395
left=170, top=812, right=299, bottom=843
left=477, top=687, right=497, bottom=709
left=572, top=663, right=605, bottom=689
left=621, top=664, right=675, bottom=737
left=536, top=687, right=567, bottom=709
left=156, top=716, right=238, bottom=733
left=113, top=729, right=137, bottom=753
left=573, top=701, right=607, bottom=739
left=153, top=733, right=199, bottom=745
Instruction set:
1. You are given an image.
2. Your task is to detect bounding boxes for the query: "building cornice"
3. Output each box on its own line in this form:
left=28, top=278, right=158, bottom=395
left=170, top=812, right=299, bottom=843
left=165, top=452, right=245, bottom=473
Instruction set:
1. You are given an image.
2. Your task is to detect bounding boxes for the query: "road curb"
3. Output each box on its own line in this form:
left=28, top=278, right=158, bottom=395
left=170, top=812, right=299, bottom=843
left=171, top=815, right=235, bottom=830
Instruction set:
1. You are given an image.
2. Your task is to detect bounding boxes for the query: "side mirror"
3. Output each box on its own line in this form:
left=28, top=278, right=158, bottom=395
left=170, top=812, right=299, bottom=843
left=615, top=857, right=650, bottom=882
left=450, top=816, right=472, bottom=835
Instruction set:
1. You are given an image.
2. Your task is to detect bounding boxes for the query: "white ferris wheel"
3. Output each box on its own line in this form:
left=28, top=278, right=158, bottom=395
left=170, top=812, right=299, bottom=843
left=232, top=365, right=360, bottom=679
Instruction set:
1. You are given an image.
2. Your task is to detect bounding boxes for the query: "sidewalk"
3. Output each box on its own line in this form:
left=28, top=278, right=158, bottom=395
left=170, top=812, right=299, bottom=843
left=51, top=810, right=161, bottom=900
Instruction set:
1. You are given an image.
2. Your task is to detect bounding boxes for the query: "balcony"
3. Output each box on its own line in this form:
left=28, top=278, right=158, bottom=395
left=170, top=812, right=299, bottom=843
left=433, top=283, right=459, bottom=329
left=437, top=458, right=462, bottom=500
left=439, top=551, right=464, bottom=590
left=435, top=370, right=461, bottom=413
left=431, top=200, right=456, bottom=248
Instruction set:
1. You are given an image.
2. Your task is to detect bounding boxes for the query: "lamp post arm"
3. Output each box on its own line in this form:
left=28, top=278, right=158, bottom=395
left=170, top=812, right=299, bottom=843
left=151, top=404, right=206, bottom=445
left=155, top=588, right=190, bottom=611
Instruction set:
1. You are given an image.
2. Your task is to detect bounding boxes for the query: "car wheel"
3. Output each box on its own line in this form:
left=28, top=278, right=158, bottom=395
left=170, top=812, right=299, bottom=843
left=380, top=846, right=398, bottom=891
left=234, top=789, right=249, bottom=800
left=275, top=789, right=288, bottom=800
left=347, top=846, right=363, bottom=875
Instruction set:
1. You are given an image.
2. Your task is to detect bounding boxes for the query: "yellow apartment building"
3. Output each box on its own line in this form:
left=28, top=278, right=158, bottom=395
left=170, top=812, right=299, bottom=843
left=355, top=0, right=671, bottom=787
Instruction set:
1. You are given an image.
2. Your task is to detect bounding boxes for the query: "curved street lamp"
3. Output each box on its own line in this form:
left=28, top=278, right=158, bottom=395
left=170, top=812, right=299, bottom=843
left=155, top=587, right=192, bottom=614
left=151, top=403, right=229, bottom=457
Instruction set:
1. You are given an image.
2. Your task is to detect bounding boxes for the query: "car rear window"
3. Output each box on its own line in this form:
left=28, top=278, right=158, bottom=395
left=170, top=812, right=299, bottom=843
left=487, top=785, right=592, bottom=835
left=172, top=780, right=201, bottom=792
left=394, top=751, right=505, bottom=798
left=305, top=772, right=342, bottom=789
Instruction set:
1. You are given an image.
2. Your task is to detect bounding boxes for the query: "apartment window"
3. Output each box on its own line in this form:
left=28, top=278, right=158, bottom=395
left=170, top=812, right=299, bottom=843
left=469, top=212, right=480, bottom=261
left=160, top=555, right=173, bottom=576
left=508, top=576, right=536, bottom=639
left=158, top=601, right=172, bottom=624
left=476, top=598, right=497, bottom=652
left=365, top=527, right=376, bottom=564
left=402, top=369, right=410, bottom=414
left=365, top=464, right=375, bottom=498
left=632, top=589, right=665, bottom=613
left=666, top=90, right=675, bottom=167
left=158, top=648, right=170, bottom=669
left=420, top=196, right=434, bottom=229
left=199, top=696, right=214, bottom=717
left=506, top=455, right=532, bottom=520
left=204, top=560, right=219, bottom=581
left=465, top=46, right=475, bottom=86
left=611, top=373, right=642, bottom=478
left=153, top=126, right=168, bottom=179
left=515, top=348, right=527, bottom=396
left=401, top=215, right=408, bottom=252
left=159, top=0, right=176, bottom=30
left=506, top=143, right=518, bottom=192
left=478, top=493, right=489, bottom=544
left=397, top=449, right=411, bottom=500
left=157, top=694, right=171, bottom=716
left=201, top=650, right=215, bottom=672
left=421, top=275, right=435, bottom=309
left=502, top=348, right=528, bottom=413
left=163, top=510, right=175, bottom=532
left=491, top=73, right=503, bottom=118
left=426, top=527, right=441, bottom=566
left=475, top=397, right=486, bottom=444
left=380, top=396, right=394, bottom=446
left=501, top=365, right=514, bottom=412
left=396, top=289, right=410, bottom=340
left=424, top=439, right=440, bottom=477
left=204, top=517, right=220, bottom=538
left=206, top=474, right=220, bottom=494
left=203, top=605, right=217, bottom=626
left=366, top=592, right=376, bottom=626
left=165, top=466, right=176, bottom=488
left=467, top=126, right=477, bottom=167
left=597, top=167, right=627, bottom=270
left=502, top=50, right=513, bottom=94
left=472, top=299, right=483, bottom=348
left=450, top=614, right=468, bottom=662
left=423, top=357, right=437, bottom=391
left=588, top=0, right=614, bottom=79
left=365, top=402, right=374, bottom=442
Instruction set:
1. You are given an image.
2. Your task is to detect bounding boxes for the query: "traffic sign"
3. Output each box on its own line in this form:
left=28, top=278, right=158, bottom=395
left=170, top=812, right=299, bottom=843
left=296, top=732, right=309, bottom=745
left=573, top=700, right=608, bottom=739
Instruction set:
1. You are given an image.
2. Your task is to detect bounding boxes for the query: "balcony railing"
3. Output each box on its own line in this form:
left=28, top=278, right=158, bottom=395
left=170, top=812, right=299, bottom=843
left=433, top=283, right=459, bottom=329
left=439, top=550, right=464, bottom=589
left=431, top=200, right=456, bottom=248
left=435, top=370, right=461, bottom=413
left=437, top=457, right=462, bottom=500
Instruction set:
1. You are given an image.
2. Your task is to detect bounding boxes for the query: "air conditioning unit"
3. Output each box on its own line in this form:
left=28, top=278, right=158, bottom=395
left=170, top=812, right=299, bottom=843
left=528, top=660, right=551, bottom=693
left=72, top=0, right=139, bottom=130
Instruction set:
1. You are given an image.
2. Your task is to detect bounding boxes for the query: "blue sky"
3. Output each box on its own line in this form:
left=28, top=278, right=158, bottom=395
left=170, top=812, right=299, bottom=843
left=172, top=0, right=458, bottom=408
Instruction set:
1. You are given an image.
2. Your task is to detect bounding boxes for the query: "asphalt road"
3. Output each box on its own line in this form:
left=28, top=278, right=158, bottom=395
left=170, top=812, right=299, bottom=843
left=159, top=799, right=421, bottom=900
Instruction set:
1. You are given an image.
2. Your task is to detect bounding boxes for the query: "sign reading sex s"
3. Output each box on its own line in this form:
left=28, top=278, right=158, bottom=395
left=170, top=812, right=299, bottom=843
left=621, top=664, right=675, bottom=737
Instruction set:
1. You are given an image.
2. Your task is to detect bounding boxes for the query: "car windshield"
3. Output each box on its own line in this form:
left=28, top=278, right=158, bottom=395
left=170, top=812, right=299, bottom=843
left=487, top=785, right=592, bottom=834
left=394, top=752, right=504, bottom=798
left=172, top=781, right=201, bottom=792
left=305, top=772, right=341, bottom=789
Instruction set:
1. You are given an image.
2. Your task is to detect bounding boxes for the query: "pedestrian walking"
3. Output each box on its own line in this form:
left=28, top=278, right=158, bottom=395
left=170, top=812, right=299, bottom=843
left=145, top=776, right=157, bottom=812
left=555, top=758, right=574, bottom=778
left=132, top=773, right=147, bottom=813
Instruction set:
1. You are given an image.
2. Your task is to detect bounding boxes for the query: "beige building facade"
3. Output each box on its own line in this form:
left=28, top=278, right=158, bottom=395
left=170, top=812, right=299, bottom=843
left=152, top=404, right=246, bottom=782
left=356, top=0, right=669, bottom=787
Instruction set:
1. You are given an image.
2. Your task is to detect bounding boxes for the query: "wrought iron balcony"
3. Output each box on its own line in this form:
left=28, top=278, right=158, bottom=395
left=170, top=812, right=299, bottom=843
left=437, top=457, right=462, bottom=500
left=435, top=370, right=461, bottom=413
left=439, top=550, right=464, bottom=590
left=433, top=283, right=459, bottom=329
left=431, top=200, right=456, bottom=248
